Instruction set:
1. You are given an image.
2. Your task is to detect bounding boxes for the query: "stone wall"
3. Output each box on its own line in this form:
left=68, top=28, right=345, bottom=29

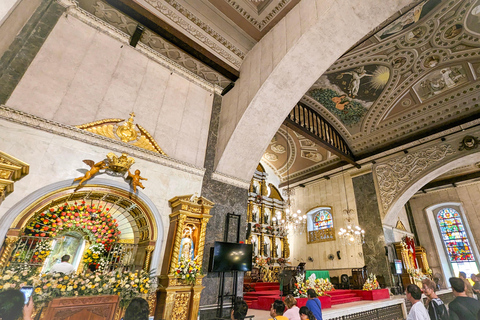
left=199, top=94, right=249, bottom=319
left=353, top=172, right=392, bottom=286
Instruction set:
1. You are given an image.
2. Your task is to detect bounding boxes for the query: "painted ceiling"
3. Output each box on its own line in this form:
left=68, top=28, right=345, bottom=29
left=263, top=0, right=480, bottom=183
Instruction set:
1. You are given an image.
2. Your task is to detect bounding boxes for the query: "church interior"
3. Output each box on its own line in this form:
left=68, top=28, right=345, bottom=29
left=0, top=0, right=480, bottom=319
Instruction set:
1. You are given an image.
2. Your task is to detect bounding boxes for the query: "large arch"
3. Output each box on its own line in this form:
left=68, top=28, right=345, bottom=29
left=383, top=152, right=480, bottom=227
left=214, top=0, right=413, bottom=182
left=0, top=178, right=164, bottom=273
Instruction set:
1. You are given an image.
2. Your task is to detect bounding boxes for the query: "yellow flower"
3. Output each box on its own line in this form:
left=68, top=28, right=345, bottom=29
left=35, top=288, right=41, bottom=293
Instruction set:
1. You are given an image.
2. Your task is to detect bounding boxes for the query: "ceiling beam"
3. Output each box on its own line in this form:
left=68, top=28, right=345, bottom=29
left=104, top=0, right=240, bottom=82
left=420, top=170, right=480, bottom=192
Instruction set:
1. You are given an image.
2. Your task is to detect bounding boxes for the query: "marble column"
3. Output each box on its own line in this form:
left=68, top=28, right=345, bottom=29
left=0, top=0, right=65, bottom=104
left=352, top=173, right=393, bottom=286
left=199, top=93, right=249, bottom=319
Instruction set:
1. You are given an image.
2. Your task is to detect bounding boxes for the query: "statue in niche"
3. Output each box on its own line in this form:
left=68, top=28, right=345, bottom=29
left=252, top=239, right=257, bottom=255
left=276, top=243, right=281, bottom=258
left=179, top=226, right=195, bottom=262
left=264, top=242, right=270, bottom=256
left=263, top=212, right=269, bottom=224
left=252, top=208, right=257, bottom=223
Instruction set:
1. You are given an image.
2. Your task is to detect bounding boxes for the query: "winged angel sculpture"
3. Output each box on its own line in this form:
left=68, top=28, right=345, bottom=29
left=73, top=160, right=107, bottom=190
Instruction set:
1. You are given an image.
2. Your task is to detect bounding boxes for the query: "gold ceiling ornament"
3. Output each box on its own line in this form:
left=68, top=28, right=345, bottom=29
left=106, top=152, right=135, bottom=172
left=76, top=112, right=167, bottom=156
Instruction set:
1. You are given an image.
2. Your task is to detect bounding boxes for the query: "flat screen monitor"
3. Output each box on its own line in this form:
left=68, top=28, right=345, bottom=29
left=210, top=241, right=252, bottom=272
left=394, top=259, right=403, bottom=274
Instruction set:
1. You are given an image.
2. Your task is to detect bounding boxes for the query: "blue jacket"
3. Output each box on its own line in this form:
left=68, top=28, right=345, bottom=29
left=306, top=298, right=323, bottom=320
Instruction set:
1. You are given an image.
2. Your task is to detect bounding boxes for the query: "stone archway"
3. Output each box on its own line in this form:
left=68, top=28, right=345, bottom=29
left=0, top=178, right=164, bottom=273
left=214, top=0, right=413, bottom=183
left=383, top=152, right=480, bottom=227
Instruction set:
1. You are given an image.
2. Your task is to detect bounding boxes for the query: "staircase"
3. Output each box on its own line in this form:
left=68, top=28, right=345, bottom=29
left=243, top=282, right=281, bottom=310
left=328, top=290, right=363, bottom=305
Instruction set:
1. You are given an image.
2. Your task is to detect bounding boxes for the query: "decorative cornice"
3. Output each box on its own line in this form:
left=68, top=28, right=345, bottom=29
left=375, top=144, right=455, bottom=212
left=57, top=0, right=222, bottom=95
left=211, top=171, right=250, bottom=189
left=0, top=105, right=206, bottom=178
left=144, top=0, right=244, bottom=67
left=225, top=0, right=291, bottom=31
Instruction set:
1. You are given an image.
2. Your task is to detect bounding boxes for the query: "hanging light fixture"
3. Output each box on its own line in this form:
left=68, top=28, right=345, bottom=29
left=337, top=169, right=365, bottom=245
left=278, top=126, right=307, bottom=232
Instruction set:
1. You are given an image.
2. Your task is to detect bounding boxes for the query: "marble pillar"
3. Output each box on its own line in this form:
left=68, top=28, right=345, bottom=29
left=0, top=0, right=64, bottom=104
left=352, top=173, right=393, bottom=286
left=199, top=93, right=249, bottom=319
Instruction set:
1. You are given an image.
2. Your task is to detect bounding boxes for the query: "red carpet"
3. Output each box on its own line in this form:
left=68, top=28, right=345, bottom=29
left=244, top=284, right=388, bottom=311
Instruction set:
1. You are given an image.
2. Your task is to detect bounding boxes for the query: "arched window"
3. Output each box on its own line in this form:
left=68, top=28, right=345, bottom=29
left=306, top=207, right=335, bottom=244
left=436, top=207, right=479, bottom=276
left=313, top=209, right=333, bottom=231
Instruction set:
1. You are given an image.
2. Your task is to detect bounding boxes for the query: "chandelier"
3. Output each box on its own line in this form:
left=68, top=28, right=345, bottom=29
left=275, top=126, right=306, bottom=232
left=337, top=170, right=365, bottom=245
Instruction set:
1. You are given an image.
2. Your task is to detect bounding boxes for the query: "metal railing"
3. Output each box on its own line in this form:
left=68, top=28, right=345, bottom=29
left=1, top=236, right=138, bottom=274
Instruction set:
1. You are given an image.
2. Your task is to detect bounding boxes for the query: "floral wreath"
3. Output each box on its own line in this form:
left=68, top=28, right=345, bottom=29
left=23, top=201, right=121, bottom=244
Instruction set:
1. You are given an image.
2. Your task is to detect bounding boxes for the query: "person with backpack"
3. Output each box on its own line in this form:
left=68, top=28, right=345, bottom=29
left=422, top=278, right=449, bottom=320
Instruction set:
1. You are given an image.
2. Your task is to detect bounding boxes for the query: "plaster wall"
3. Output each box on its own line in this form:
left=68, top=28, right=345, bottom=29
left=288, top=174, right=364, bottom=270
left=0, top=118, right=205, bottom=273
left=408, top=182, right=480, bottom=284
left=6, top=14, right=214, bottom=168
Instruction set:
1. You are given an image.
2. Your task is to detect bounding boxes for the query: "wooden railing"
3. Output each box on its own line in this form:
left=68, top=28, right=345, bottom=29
left=285, top=103, right=358, bottom=167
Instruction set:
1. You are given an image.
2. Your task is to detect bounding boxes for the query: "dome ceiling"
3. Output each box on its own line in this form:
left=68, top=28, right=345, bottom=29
left=263, top=0, right=480, bottom=184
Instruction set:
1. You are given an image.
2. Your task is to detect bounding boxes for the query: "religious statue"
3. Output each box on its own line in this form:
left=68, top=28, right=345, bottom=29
left=264, top=242, right=270, bottom=256
left=263, top=212, right=269, bottom=224
left=252, top=207, right=257, bottom=223
left=73, top=160, right=107, bottom=190
left=127, top=169, right=148, bottom=193
left=252, top=239, right=257, bottom=255
left=179, top=226, right=195, bottom=262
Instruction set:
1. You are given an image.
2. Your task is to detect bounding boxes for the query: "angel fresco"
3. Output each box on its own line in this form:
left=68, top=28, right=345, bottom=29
left=73, top=160, right=107, bottom=190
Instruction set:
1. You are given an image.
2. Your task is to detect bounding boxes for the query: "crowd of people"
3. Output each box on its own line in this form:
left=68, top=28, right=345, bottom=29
left=406, top=273, right=480, bottom=320
left=3, top=270, right=480, bottom=320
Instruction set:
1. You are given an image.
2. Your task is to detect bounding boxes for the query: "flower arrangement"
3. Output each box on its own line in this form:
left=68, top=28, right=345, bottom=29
left=266, top=257, right=273, bottom=265
left=175, top=257, right=201, bottom=285
left=23, top=201, right=121, bottom=244
left=31, top=239, right=52, bottom=264
left=254, top=256, right=267, bottom=269
left=0, top=269, right=154, bottom=308
left=265, top=226, right=274, bottom=234
left=253, top=224, right=262, bottom=233
left=293, top=274, right=307, bottom=297
left=362, top=273, right=380, bottom=290
left=83, top=243, right=106, bottom=270
left=276, top=257, right=287, bottom=265
left=407, top=268, right=426, bottom=282
left=305, top=274, right=333, bottom=295
left=425, top=268, right=433, bottom=276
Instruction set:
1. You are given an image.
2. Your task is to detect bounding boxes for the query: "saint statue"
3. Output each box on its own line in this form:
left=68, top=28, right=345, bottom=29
left=264, top=242, right=270, bottom=256
left=263, top=212, right=269, bottom=224
left=179, top=226, right=195, bottom=262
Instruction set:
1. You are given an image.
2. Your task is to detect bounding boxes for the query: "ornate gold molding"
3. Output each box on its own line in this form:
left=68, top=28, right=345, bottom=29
left=307, top=228, right=336, bottom=244
left=0, top=151, right=29, bottom=206
left=0, top=236, right=18, bottom=269
left=144, top=245, right=155, bottom=271
left=77, top=113, right=167, bottom=156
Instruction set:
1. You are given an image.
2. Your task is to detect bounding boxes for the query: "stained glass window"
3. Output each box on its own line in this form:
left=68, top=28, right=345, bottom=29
left=436, top=207, right=478, bottom=276
left=313, top=209, right=333, bottom=231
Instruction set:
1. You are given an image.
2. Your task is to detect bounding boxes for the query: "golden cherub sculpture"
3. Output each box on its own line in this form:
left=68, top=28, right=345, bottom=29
left=128, top=169, right=147, bottom=193
left=74, top=160, right=107, bottom=190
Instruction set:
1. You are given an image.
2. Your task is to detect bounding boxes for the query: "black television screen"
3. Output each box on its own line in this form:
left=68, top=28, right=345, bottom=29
left=394, top=259, right=403, bottom=274
left=210, top=241, right=252, bottom=272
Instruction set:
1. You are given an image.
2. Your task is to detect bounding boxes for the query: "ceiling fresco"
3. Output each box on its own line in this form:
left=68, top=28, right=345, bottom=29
left=267, top=0, right=480, bottom=183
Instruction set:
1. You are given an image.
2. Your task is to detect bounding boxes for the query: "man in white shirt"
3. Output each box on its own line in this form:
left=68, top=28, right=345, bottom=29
left=50, top=254, right=75, bottom=274
left=406, top=284, right=429, bottom=320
